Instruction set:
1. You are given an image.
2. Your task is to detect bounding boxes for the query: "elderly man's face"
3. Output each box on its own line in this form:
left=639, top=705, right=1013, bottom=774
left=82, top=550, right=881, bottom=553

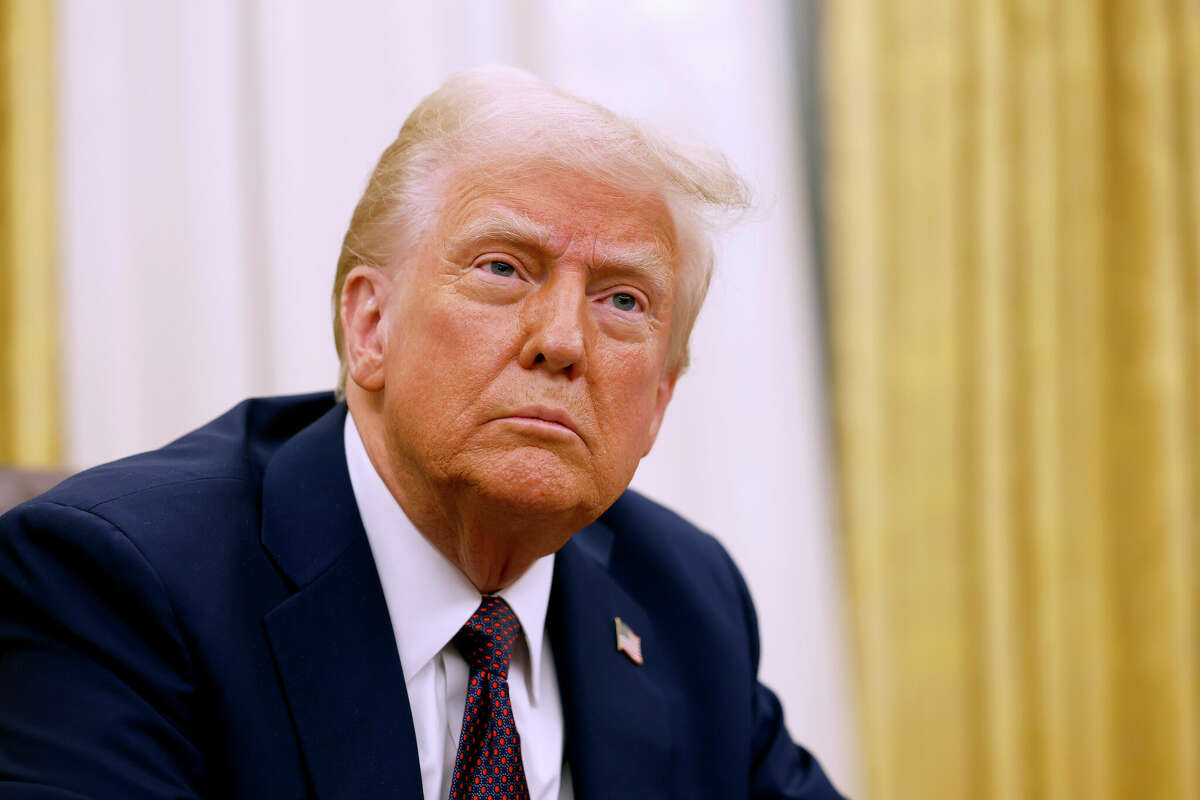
left=370, top=163, right=679, bottom=522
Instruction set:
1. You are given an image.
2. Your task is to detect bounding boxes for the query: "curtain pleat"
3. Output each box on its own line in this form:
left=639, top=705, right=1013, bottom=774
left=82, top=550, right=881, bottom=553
left=0, top=0, right=59, bottom=467
left=826, top=1, right=1199, bottom=797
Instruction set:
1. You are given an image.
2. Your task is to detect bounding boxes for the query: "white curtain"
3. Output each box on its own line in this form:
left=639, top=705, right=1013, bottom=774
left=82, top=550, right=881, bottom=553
left=57, top=0, right=857, bottom=792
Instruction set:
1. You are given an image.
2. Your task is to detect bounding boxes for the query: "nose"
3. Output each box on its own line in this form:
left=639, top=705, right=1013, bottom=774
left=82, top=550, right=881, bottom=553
left=518, top=277, right=589, bottom=378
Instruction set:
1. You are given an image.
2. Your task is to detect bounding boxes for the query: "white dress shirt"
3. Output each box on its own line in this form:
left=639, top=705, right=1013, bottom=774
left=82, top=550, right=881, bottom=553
left=344, top=413, right=573, bottom=800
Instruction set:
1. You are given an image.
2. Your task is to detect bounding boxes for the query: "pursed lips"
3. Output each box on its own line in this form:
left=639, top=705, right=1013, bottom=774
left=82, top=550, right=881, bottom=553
left=495, top=405, right=582, bottom=439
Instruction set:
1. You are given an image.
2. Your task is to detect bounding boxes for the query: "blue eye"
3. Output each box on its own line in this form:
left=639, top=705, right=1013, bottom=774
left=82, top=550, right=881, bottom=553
left=487, top=260, right=516, bottom=277
left=611, top=293, right=639, bottom=312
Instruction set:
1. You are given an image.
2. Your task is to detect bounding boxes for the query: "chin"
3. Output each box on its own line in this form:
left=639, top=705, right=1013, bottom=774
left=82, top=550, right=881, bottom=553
left=469, top=446, right=602, bottom=519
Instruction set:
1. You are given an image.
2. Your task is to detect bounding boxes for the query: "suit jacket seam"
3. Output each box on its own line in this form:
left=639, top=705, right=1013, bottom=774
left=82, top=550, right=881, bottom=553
left=79, top=475, right=252, bottom=513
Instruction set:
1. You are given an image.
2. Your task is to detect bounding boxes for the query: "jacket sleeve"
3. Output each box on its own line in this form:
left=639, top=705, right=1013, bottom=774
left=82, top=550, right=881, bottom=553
left=748, top=681, right=845, bottom=799
left=0, top=500, right=206, bottom=799
left=716, top=543, right=847, bottom=800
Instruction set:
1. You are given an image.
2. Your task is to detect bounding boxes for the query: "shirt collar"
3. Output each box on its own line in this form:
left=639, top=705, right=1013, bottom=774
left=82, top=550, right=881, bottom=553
left=343, top=410, right=554, bottom=702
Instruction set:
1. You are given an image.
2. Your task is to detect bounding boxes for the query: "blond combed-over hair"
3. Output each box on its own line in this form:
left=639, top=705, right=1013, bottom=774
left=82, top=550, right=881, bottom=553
left=332, top=65, right=748, bottom=396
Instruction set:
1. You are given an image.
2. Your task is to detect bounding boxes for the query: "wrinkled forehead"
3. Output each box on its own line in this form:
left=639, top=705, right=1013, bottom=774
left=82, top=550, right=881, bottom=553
left=426, top=155, right=682, bottom=268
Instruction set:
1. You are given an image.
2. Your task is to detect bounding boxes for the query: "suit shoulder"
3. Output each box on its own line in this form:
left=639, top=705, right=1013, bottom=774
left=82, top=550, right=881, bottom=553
left=601, top=489, right=728, bottom=559
left=0, top=394, right=337, bottom=622
left=30, top=393, right=336, bottom=514
left=598, top=489, right=745, bottom=603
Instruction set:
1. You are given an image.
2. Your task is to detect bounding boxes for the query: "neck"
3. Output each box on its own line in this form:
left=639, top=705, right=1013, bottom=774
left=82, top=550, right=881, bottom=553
left=348, top=397, right=583, bottom=593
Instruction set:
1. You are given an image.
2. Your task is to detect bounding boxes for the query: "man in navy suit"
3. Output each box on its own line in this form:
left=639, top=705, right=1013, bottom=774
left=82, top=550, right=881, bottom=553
left=0, top=67, right=844, bottom=799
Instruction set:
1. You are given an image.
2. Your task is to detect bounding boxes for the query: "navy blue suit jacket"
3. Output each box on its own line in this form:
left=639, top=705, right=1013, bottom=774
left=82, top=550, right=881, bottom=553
left=0, top=394, right=843, bottom=799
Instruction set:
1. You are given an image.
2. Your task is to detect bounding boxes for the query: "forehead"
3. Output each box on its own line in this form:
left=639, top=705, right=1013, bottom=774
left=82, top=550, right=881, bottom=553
left=431, top=161, right=680, bottom=265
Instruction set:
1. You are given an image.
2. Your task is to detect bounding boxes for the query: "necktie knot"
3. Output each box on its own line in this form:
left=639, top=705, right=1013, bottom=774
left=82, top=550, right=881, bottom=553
left=454, top=595, right=522, bottom=680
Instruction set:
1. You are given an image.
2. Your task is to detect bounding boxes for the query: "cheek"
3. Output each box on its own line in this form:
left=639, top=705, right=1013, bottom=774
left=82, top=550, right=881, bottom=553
left=427, top=302, right=507, bottom=366
left=599, top=357, right=667, bottom=449
left=385, top=296, right=518, bottom=407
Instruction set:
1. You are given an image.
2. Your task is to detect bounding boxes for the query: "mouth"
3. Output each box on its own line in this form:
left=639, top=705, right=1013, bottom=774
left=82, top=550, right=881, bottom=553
left=496, top=405, right=582, bottom=439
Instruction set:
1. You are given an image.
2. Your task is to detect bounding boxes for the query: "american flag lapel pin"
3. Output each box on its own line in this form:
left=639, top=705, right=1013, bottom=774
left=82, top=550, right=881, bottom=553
left=614, top=616, right=643, bottom=665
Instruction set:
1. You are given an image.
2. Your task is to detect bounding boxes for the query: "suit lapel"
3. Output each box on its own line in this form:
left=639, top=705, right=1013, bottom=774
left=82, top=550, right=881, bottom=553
left=551, top=523, right=675, bottom=799
left=260, top=405, right=422, bottom=800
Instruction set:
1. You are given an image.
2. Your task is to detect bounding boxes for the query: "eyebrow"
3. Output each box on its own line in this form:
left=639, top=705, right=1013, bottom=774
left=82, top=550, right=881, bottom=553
left=450, top=214, right=674, bottom=286
left=450, top=214, right=557, bottom=254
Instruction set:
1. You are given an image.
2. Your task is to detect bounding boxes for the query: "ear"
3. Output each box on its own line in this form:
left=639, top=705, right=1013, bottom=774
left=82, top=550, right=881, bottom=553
left=641, top=369, right=678, bottom=456
left=340, top=265, right=390, bottom=393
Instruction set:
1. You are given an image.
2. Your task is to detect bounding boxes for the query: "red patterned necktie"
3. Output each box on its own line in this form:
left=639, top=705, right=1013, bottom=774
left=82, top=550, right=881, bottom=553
left=448, top=595, right=531, bottom=800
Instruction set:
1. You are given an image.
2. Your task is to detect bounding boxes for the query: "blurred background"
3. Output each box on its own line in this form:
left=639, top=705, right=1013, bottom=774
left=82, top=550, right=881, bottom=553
left=2, top=1, right=1198, bottom=798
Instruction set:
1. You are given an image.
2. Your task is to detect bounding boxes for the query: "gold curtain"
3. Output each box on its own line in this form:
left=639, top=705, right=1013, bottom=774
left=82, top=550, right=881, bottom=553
left=826, top=1, right=1199, bottom=798
left=0, top=0, right=59, bottom=467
